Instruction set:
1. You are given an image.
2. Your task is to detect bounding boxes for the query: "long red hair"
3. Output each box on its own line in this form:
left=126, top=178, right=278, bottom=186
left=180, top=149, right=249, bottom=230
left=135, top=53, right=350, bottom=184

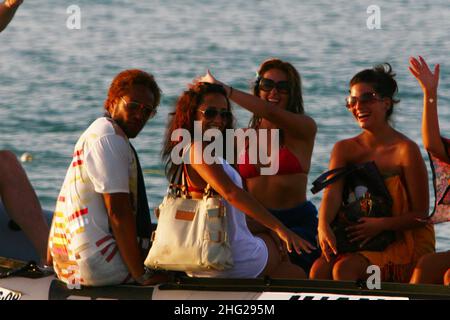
left=162, top=82, right=233, bottom=179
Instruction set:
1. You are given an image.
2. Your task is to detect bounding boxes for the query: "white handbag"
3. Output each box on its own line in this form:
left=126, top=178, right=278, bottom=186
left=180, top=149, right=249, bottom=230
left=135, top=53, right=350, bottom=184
left=144, top=165, right=233, bottom=272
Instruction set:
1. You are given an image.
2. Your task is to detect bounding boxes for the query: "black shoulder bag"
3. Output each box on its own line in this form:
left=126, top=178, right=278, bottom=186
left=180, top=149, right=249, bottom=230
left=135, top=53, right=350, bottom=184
left=311, top=161, right=395, bottom=253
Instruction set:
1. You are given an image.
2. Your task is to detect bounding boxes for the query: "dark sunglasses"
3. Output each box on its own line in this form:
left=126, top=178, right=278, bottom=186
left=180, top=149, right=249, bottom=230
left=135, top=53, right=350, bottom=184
left=198, top=107, right=232, bottom=120
left=345, top=92, right=382, bottom=109
left=258, top=78, right=290, bottom=94
left=121, top=97, right=157, bottom=118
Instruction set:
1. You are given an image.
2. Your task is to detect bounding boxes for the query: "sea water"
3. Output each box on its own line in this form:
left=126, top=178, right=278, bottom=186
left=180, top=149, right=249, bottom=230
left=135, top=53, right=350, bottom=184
left=0, top=0, right=448, bottom=250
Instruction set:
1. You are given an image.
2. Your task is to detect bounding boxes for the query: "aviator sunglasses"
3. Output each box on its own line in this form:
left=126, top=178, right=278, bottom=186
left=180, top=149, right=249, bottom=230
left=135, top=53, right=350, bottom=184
left=121, top=97, right=157, bottom=118
left=258, top=78, right=290, bottom=94
left=198, top=107, right=233, bottom=120
left=345, top=92, right=383, bottom=109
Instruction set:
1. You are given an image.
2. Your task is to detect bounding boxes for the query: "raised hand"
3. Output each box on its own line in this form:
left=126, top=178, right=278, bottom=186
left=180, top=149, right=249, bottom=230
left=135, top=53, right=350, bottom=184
left=408, top=56, right=440, bottom=93
left=196, top=69, right=220, bottom=85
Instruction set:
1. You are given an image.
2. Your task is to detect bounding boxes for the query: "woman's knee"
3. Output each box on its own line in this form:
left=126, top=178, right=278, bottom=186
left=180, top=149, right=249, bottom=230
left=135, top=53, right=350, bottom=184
left=411, top=253, right=450, bottom=285
left=258, top=233, right=282, bottom=276
left=444, top=268, right=450, bottom=286
left=298, top=266, right=307, bottom=279
left=0, top=150, right=18, bottom=166
left=332, top=254, right=369, bottom=281
left=0, top=150, right=18, bottom=172
left=309, top=256, right=334, bottom=280
left=0, top=151, right=22, bottom=183
left=415, top=252, right=438, bottom=269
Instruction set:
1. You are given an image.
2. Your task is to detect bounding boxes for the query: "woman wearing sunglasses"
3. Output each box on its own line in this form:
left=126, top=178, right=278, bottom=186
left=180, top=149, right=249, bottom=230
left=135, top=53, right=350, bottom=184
left=161, top=82, right=315, bottom=279
left=408, top=56, right=449, bottom=286
left=309, top=63, right=435, bottom=283
left=197, top=58, right=320, bottom=275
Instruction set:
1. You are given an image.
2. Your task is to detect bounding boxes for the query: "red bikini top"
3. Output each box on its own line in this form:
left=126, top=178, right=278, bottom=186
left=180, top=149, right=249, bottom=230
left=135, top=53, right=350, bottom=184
left=183, top=164, right=205, bottom=193
left=237, top=146, right=304, bottom=179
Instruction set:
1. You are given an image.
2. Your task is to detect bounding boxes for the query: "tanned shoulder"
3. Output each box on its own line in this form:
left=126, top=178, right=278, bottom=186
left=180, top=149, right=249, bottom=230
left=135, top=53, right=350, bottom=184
left=331, top=136, right=362, bottom=166
left=397, top=137, right=423, bottom=163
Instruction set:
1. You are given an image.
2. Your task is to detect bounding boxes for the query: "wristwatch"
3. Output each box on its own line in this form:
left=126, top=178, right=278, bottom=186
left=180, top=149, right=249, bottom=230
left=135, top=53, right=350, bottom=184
left=134, top=267, right=155, bottom=285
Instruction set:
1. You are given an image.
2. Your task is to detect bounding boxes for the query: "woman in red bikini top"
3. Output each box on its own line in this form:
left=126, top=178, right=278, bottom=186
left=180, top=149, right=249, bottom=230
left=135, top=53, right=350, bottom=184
left=198, top=58, right=320, bottom=274
left=199, top=58, right=316, bottom=208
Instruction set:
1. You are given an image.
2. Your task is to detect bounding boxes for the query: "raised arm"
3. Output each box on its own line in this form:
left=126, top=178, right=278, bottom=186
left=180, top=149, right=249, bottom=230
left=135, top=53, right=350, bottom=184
left=188, top=142, right=315, bottom=254
left=198, top=70, right=317, bottom=142
left=409, top=56, right=448, bottom=162
left=0, top=0, right=23, bottom=32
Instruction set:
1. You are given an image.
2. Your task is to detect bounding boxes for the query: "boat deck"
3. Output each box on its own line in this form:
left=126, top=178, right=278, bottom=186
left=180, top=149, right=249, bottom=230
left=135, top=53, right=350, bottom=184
left=1, top=257, right=449, bottom=300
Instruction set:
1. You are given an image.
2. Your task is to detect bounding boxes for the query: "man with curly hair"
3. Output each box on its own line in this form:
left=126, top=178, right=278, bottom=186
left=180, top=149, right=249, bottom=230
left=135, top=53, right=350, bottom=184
left=47, top=69, right=164, bottom=287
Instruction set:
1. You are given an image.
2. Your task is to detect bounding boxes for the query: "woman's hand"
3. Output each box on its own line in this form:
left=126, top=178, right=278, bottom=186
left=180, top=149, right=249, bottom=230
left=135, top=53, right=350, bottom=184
left=346, top=217, right=385, bottom=248
left=318, top=223, right=338, bottom=262
left=195, top=69, right=233, bottom=97
left=408, top=56, right=440, bottom=93
left=196, top=69, right=220, bottom=85
left=274, top=226, right=316, bottom=255
left=268, top=230, right=289, bottom=260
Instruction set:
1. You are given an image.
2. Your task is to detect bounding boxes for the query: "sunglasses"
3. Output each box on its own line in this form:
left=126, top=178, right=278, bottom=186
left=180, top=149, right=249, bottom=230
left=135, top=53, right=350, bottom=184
left=345, top=92, right=382, bottom=109
left=121, top=97, right=157, bottom=118
left=258, top=78, right=290, bottom=94
left=198, top=107, right=232, bottom=121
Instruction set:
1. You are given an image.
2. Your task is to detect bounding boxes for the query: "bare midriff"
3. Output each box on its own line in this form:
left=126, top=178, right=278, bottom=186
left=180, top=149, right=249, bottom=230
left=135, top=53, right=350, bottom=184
left=245, top=172, right=308, bottom=209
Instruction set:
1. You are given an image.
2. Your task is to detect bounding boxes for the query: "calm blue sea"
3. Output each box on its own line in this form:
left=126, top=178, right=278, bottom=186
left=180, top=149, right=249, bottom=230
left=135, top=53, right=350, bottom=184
left=1, top=0, right=449, bottom=250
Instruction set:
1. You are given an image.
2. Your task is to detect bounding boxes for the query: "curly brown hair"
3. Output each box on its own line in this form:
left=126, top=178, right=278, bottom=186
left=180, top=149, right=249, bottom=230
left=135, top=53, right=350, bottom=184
left=104, top=69, right=161, bottom=112
left=162, top=82, right=233, bottom=179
